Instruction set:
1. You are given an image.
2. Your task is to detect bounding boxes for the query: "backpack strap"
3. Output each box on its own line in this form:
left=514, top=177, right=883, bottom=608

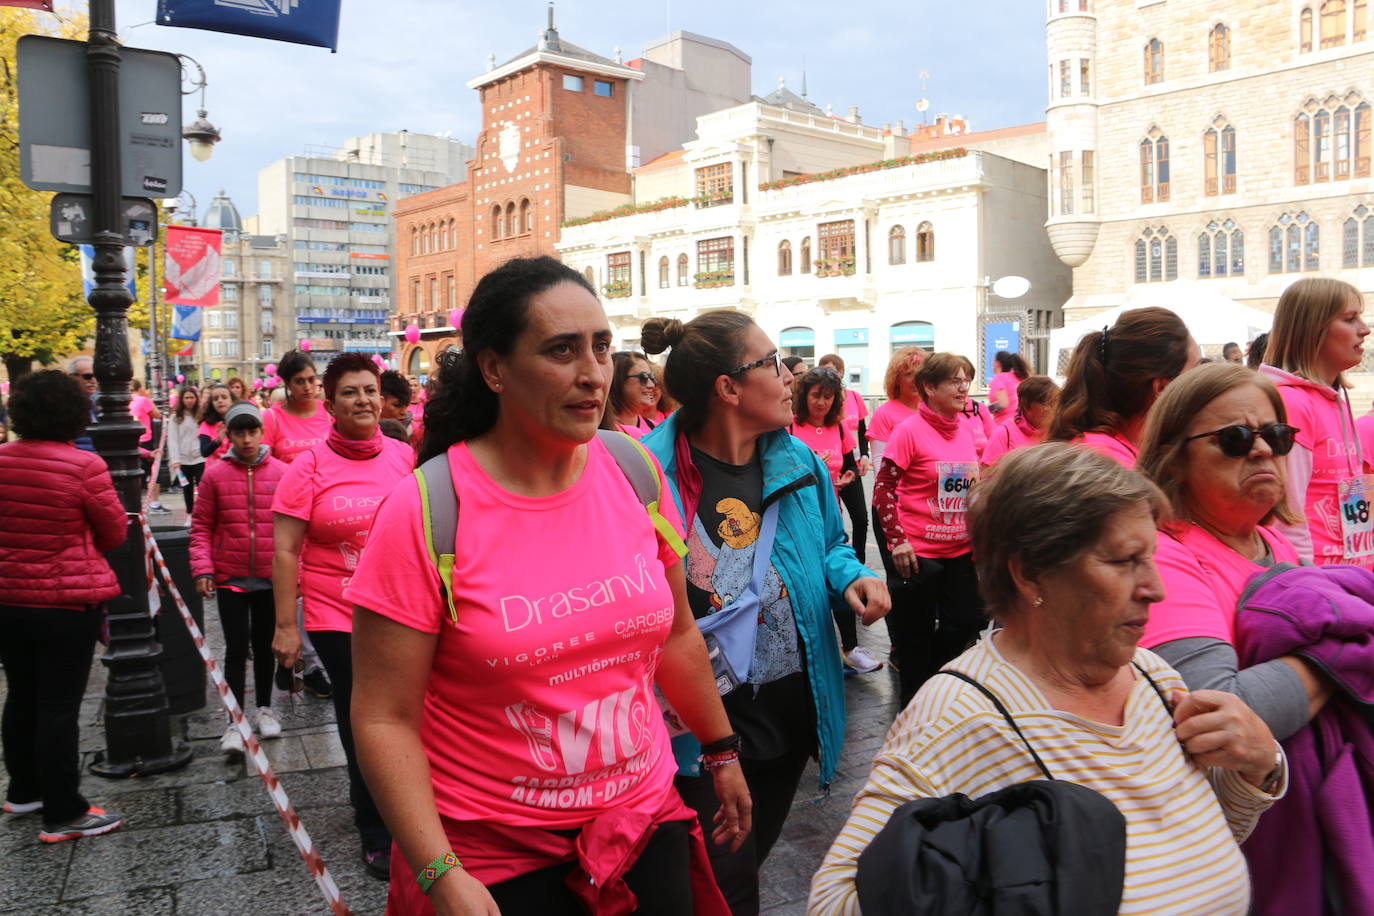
left=939, top=669, right=1054, bottom=781
left=1132, top=662, right=1175, bottom=717
left=596, top=429, right=687, bottom=559
left=415, top=452, right=460, bottom=626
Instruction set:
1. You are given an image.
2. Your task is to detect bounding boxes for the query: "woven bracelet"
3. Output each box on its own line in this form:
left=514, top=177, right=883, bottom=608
left=417, top=851, right=462, bottom=894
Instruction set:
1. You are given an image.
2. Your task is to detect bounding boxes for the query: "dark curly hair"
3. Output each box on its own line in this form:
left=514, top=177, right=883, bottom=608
left=322, top=352, right=380, bottom=401
left=792, top=368, right=845, bottom=427
left=418, top=256, right=596, bottom=464
left=9, top=370, right=90, bottom=442
left=641, top=310, right=756, bottom=435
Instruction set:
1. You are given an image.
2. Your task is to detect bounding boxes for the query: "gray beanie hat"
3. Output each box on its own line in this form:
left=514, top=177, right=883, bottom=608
left=224, top=401, right=263, bottom=430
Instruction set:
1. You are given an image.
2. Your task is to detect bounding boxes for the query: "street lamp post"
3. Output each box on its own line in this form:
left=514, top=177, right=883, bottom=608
left=86, top=0, right=191, bottom=778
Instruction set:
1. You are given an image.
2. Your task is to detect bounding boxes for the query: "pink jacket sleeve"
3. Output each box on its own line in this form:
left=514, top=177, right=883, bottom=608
left=189, top=464, right=218, bottom=579
left=82, top=458, right=128, bottom=554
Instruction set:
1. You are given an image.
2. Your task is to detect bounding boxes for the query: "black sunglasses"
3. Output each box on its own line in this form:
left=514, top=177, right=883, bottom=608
left=726, top=351, right=783, bottom=377
left=627, top=372, right=658, bottom=386
left=1184, top=423, right=1298, bottom=458
left=814, top=367, right=840, bottom=379
left=72, top=372, right=95, bottom=380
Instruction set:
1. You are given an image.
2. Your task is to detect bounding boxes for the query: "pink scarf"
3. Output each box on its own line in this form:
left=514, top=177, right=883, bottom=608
left=918, top=402, right=962, bottom=440
left=327, top=424, right=383, bottom=460
left=1013, top=411, right=1041, bottom=442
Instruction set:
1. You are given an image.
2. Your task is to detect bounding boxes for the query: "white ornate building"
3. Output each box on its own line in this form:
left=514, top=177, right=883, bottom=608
left=558, top=96, right=1071, bottom=394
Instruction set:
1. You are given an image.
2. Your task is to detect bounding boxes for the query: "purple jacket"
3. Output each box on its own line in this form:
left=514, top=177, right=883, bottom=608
left=1236, top=563, right=1374, bottom=916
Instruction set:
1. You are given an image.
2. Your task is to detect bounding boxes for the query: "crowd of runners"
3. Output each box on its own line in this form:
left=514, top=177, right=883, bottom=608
left=2, top=260, right=1371, bottom=915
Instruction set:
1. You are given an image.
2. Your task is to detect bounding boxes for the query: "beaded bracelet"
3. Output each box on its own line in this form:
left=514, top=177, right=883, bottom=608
left=417, top=851, right=462, bottom=894
left=699, top=749, right=740, bottom=771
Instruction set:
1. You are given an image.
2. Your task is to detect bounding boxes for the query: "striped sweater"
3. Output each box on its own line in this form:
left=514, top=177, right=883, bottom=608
left=809, top=637, right=1284, bottom=915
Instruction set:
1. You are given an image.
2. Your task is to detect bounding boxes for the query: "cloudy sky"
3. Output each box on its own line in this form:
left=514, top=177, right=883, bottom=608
left=97, top=0, right=1048, bottom=220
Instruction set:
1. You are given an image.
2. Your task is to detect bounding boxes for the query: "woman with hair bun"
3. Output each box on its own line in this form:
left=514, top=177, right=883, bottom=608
left=980, top=375, right=1060, bottom=469
left=347, top=257, right=745, bottom=914
left=987, top=350, right=1030, bottom=420
left=1049, top=306, right=1199, bottom=467
left=1260, top=277, right=1371, bottom=567
left=640, top=310, right=888, bottom=914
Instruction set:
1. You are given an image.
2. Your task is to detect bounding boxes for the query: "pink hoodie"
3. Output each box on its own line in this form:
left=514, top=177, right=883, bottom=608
left=1260, top=364, right=1370, bottom=567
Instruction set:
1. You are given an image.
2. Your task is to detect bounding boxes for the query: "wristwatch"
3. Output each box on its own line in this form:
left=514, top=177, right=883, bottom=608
left=1258, top=744, right=1284, bottom=795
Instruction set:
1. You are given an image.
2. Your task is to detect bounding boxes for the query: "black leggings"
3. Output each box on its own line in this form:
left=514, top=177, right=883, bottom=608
left=307, top=629, right=391, bottom=853
left=180, top=462, right=204, bottom=514
left=216, top=588, right=275, bottom=712
left=887, top=552, right=984, bottom=706
left=485, top=819, right=694, bottom=915
left=838, top=476, right=868, bottom=565
left=872, top=504, right=901, bottom=651
left=675, top=744, right=812, bottom=916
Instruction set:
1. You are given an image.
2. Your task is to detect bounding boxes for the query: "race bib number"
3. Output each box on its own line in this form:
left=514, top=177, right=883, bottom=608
left=1339, top=474, right=1374, bottom=559
left=936, top=462, right=978, bottom=513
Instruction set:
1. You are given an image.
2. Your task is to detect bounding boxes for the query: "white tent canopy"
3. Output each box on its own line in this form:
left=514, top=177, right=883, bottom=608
left=1051, top=286, right=1273, bottom=373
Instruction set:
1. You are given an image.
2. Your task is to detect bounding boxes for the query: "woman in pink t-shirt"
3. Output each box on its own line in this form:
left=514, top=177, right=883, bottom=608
left=1049, top=307, right=1199, bottom=468
left=196, top=383, right=233, bottom=465
left=271, top=353, right=414, bottom=879
left=599, top=350, right=660, bottom=439
left=345, top=258, right=744, bottom=915
left=872, top=352, right=983, bottom=704
left=1259, top=278, right=1371, bottom=568
left=987, top=350, right=1030, bottom=422
left=261, top=350, right=332, bottom=464
left=817, top=354, right=873, bottom=580
left=1137, top=363, right=1344, bottom=912
left=980, top=375, right=1060, bottom=469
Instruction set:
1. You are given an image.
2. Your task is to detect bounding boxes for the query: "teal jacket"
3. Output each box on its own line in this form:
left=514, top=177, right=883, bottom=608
left=642, top=412, right=876, bottom=789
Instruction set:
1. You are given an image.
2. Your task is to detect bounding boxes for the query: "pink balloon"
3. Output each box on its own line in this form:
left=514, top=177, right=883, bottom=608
left=300, top=339, right=312, bottom=352
left=404, top=323, right=421, bottom=344
left=176, top=374, right=185, bottom=383
left=264, top=363, right=277, bottom=377
left=253, top=378, right=264, bottom=390
left=448, top=308, right=463, bottom=329
left=166, top=380, right=175, bottom=389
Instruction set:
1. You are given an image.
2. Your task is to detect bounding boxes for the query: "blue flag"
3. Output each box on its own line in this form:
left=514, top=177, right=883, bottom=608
left=171, top=304, right=203, bottom=341
left=79, top=245, right=138, bottom=301
left=156, top=0, right=342, bottom=52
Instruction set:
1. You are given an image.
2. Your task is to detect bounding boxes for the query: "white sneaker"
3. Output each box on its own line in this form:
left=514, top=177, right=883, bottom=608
left=220, top=725, right=245, bottom=757
left=845, top=647, right=883, bottom=674
left=256, top=707, right=282, bottom=739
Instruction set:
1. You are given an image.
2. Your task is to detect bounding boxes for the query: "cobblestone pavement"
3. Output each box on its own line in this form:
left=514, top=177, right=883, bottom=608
left=1, top=491, right=898, bottom=915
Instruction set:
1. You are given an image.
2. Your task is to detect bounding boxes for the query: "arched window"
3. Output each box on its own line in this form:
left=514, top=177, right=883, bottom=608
left=1296, top=95, right=1371, bottom=184
left=1301, top=7, right=1315, bottom=51
left=505, top=202, right=516, bottom=238
left=440, top=224, right=448, bottom=250
left=779, top=326, right=815, bottom=362
left=1344, top=205, right=1374, bottom=267
left=1269, top=212, right=1319, bottom=272
left=422, top=226, right=431, bottom=254
left=676, top=254, right=689, bottom=286
left=658, top=256, right=670, bottom=288
left=1321, top=0, right=1347, bottom=47
left=889, top=320, right=935, bottom=354
left=777, top=240, right=792, bottom=276
left=1204, top=121, right=1237, bottom=195
left=491, top=205, right=503, bottom=240
left=1198, top=219, right=1244, bottom=277
left=1144, top=38, right=1164, bottom=84
left=1139, top=132, right=1170, bottom=202
left=915, top=222, right=935, bottom=262
left=800, top=237, right=812, bottom=274
left=1134, top=227, right=1176, bottom=283
left=888, top=225, right=906, bottom=264
left=411, top=226, right=420, bottom=256
left=1209, top=23, right=1231, bottom=71
left=520, top=199, right=532, bottom=234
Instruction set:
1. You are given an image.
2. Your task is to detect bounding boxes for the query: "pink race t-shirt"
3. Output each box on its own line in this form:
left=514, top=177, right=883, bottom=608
left=130, top=394, right=154, bottom=442
left=272, top=436, right=414, bottom=632
left=1358, top=410, right=1374, bottom=472
left=1076, top=430, right=1139, bottom=468
left=867, top=400, right=918, bottom=444
left=981, top=413, right=1041, bottom=467
left=882, top=406, right=978, bottom=558
left=617, top=416, right=654, bottom=440
left=1143, top=525, right=1300, bottom=648
left=790, top=422, right=857, bottom=488
left=344, top=438, right=686, bottom=827
left=262, top=402, right=332, bottom=464
left=988, top=371, right=1020, bottom=419
left=839, top=388, right=868, bottom=438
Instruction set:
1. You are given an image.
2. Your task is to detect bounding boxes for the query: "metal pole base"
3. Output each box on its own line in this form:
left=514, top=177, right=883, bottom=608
left=88, top=744, right=193, bottom=779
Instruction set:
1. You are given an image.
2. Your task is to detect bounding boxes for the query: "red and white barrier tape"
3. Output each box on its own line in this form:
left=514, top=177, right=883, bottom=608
left=140, top=516, right=352, bottom=915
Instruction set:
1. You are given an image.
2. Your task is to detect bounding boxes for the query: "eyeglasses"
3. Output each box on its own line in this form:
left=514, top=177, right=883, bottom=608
left=1184, top=423, right=1299, bottom=458
left=943, top=376, right=972, bottom=390
left=628, top=372, right=659, bottom=386
left=72, top=372, right=95, bottom=381
left=726, top=350, right=783, bottom=377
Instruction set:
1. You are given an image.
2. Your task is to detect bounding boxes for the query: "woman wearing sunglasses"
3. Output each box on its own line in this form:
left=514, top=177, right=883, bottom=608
left=1259, top=278, right=1372, bottom=568
left=639, top=311, right=888, bottom=915
left=600, top=351, right=661, bottom=438
left=1137, top=361, right=1347, bottom=914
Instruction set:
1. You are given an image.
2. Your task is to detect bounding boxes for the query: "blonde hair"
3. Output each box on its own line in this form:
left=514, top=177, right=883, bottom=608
left=1264, top=277, right=1365, bottom=387
left=883, top=347, right=926, bottom=400
left=1138, top=362, right=1301, bottom=527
